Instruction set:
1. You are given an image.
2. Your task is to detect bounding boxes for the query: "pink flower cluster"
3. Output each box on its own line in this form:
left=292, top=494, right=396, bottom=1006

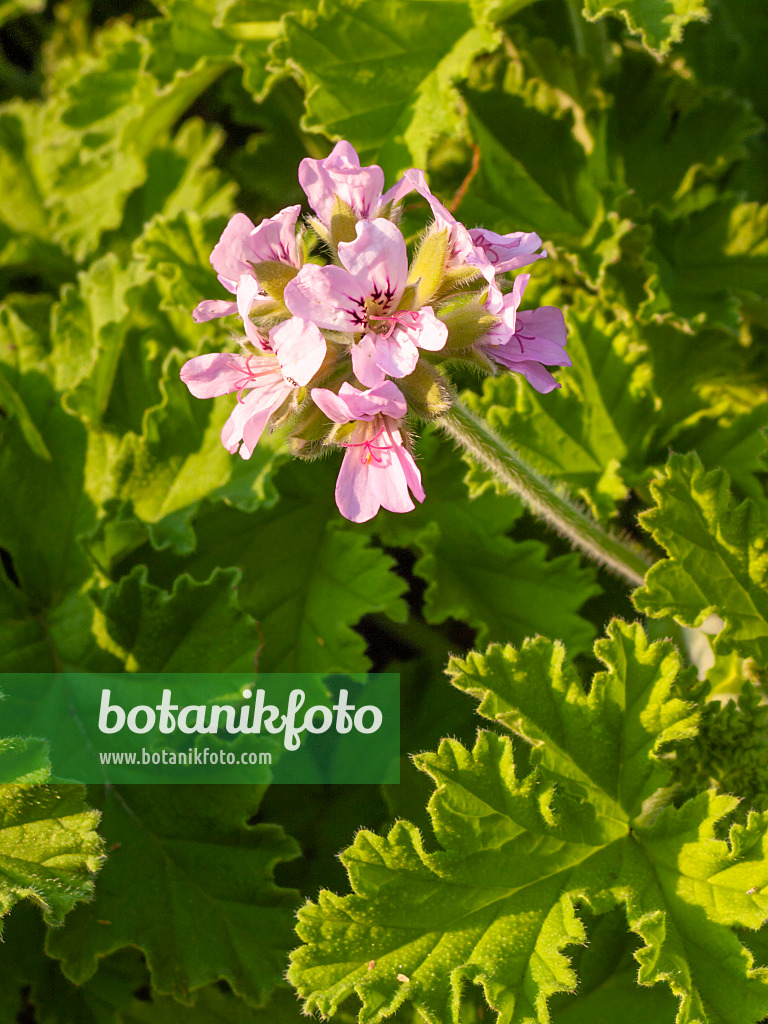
left=181, top=142, right=568, bottom=522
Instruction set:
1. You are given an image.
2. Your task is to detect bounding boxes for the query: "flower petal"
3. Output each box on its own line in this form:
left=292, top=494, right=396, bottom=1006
left=509, top=360, right=562, bottom=393
left=515, top=307, right=568, bottom=357
left=352, top=333, right=387, bottom=388
left=373, top=332, right=419, bottom=378
left=237, top=274, right=269, bottom=347
left=407, top=307, right=448, bottom=351
left=371, top=307, right=447, bottom=378
left=381, top=167, right=423, bottom=207
left=299, top=142, right=385, bottom=227
left=487, top=273, right=530, bottom=337
left=180, top=353, right=252, bottom=399
left=387, top=423, right=425, bottom=504
left=485, top=348, right=562, bottom=393
left=358, top=380, right=408, bottom=420
left=333, top=420, right=423, bottom=522
left=284, top=264, right=367, bottom=332
left=249, top=205, right=302, bottom=267
left=192, top=299, right=238, bottom=323
left=210, top=212, right=259, bottom=282
left=338, top=219, right=407, bottom=312
left=269, top=317, right=327, bottom=386
left=312, top=387, right=358, bottom=424
left=468, top=227, right=546, bottom=273
left=383, top=169, right=475, bottom=265
left=335, top=446, right=384, bottom=523
left=313, top=380, right=407, bottom=423
left=220, top=378, right=291, bottom=458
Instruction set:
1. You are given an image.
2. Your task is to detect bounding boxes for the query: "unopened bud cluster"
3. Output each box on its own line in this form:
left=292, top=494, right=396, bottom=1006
left=181, top=142, right=568, bottom=522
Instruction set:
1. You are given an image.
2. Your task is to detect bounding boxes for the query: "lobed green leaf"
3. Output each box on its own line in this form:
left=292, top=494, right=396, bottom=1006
left=634, top=451, right=768, bottom=666
left=0, top=739, right=103, bottom=935
left=291, top=621, right=768, bottom=1024
left=47, top=785, right=299, bottom=1006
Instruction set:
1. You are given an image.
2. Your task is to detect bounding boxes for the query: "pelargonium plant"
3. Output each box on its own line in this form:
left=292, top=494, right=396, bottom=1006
left=180, top=142, right=568, bottom=524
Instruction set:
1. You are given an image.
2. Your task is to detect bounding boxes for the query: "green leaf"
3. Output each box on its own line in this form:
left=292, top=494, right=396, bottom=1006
left=91, top=350, right=279, bottom=554
left=455, top=35, right=615, bottom=245
left=451, top=622, right=698, bottom=823
left=0, top=737, right=50, bottom=786
left=0, top=570, right=53, bottom=673
left=46, top=219, right=283, bottom=554
left=647, top=198, right=768, bottom=330
left=50, top=253, right=147, bottom=418
left=608, top=50, right=759, bottom=212
left=547, top=908, right=680, bottom=1021
left=30, top=20, right=226, bottom=260
left=223, top=0, right=315, bottom=101
left=146, top=0, right=245, bottom=84
left=90, top=565, right=260, bottom=672
left=553, top=967, right=678, bottom=1021
left=133, top=210, right=230, bottom=324
left=0, top=0, right=44, bottom=28
left=0, top=562, right=123, bottom=674
left=634, top=451, right=768, bottom=667
left=274, top=0, right=499, bottom=177
left=148, top=0, right=307, bottom=102
left=47, top=785, right=299, bottom=1006
left=681, top=0, right=768, bottom=124
left=580, top=0, right=709, bottom=57
left=0, top=364, right=50, bottom=459
left=462, top=297, right=656, bottom=519
left=290, top=621, right=768, bottom=1024
left=163, top=458, right=409, bottom=672
left=0, top=925, right=148, bottom=1024
left=105, top=982, right=306, bottom=1023
left=0, top=106, right=50, bottom=239
left=0, top=738, right=103, bottom=933
left=107, top=117, right=237, bottom=248
left=377, top=434, right=599, bottom=656
left=669, top=403, right=768, bottom=509
left=0, top=350, right=94, bottom=609
left=631, top=317, right=765, bottom=456
left=459, top=81, right=596, bottom=241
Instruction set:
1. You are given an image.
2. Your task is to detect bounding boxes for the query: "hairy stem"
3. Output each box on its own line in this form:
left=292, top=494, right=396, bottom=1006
left=435, top=398, right=651, bottom=589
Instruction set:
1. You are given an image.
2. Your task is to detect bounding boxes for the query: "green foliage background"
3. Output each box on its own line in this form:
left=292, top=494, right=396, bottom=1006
left=1, top=0, right=768, bottom=1021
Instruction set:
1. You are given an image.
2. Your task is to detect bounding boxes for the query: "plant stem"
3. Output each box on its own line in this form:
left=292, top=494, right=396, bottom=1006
left=435, top=398, right=651, bottom=589
left=564, top=0, right=587, bottom=56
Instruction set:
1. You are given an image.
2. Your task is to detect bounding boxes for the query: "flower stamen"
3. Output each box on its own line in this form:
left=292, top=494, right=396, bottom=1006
left=227, top=356, right=260, bottom=403
left=368, top=310, right=421, bottom=340
left=341, top=427, right=393, bottom=465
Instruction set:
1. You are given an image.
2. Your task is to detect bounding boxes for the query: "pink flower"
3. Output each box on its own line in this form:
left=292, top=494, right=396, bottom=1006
left=299, top=142, right=406, bottom=231
left=467, top=227, right=547, bottom=273
left=192, top=206, right=302, bottom=336
left=180, top=317, right=325, bottom=458
left=387, top=168, right=475, bottom=262
left=478, top=274, right=569, bottom=393
left=312, top=381, right=425, bottom=523
left=284, top=218, right=447, bottom=387
left=387, top=170, right=545, bottom=313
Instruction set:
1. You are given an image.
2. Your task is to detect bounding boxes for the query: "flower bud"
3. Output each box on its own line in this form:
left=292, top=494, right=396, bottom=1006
left=250, top=261, right=299, bottom=303
left=329, top=196, right=359, bottom=249
left=407, top=226, right=448, bottom=307
left=396, top=360, right=452, bottom=419
left=439, top=299, right=500, bottom=352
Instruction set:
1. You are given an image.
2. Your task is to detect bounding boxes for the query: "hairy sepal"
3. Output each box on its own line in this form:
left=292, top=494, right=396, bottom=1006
left=398, top=360, right=453, bottom=419
left=408, top=227, right=449, bottom=307
left=250, top=261, right=299, bottom=303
